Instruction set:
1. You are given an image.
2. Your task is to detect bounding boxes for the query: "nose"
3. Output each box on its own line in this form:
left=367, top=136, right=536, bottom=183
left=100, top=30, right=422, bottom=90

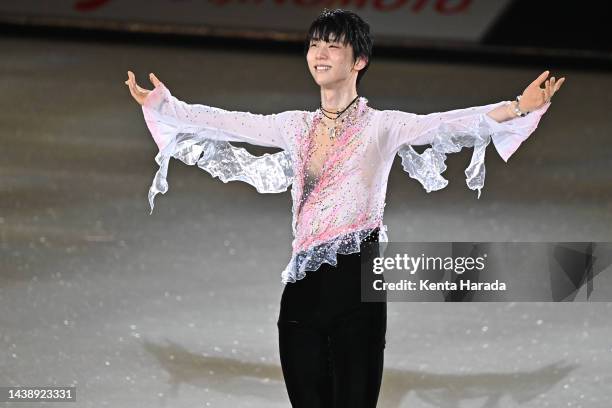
left=314, top=46, right=329, bottom=60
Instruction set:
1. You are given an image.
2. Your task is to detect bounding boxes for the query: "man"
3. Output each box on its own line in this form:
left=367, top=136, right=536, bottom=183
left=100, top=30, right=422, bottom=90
left=126, top=8, right=564, bottom=407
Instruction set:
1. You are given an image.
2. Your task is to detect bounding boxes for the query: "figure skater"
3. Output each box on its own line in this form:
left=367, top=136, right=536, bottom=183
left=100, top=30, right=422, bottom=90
left=125, top=8, right=565, bottom=407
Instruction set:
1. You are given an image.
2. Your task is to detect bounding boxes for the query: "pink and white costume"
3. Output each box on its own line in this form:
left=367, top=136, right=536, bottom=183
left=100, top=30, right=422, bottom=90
left=141, top=83, right=551, bottom=284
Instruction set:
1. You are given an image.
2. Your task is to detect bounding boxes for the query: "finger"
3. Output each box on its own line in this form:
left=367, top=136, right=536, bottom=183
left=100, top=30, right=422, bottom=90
left=550, top=77, right=556, bottom=97
left=531, top=70, right=550, bottom=87
left=149, top=72, right=162, bottom=88
left=550, top=76, right=555, bottom=93
left=126, top=74, right=144, bottom=99
left=128, top=71, right=144, bottom=91
left=126, top=75, right=135, bottom=90
left=126, top=74, right=134, bottom=91
left=126, top=80, right=138, bottom=99
left=555, top=77, right=565, bottom=92
left=134, top=82, right=147, bottom=93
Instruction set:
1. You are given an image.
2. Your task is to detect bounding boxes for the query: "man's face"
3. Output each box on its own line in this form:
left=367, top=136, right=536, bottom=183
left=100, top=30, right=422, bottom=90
left=306, top=34, right=365, bottom=88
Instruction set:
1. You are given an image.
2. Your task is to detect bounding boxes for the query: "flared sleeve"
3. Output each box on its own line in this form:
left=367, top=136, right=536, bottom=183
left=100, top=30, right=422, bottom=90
left=141, top=84, right=295, bottom=213
left=379, top=100, right=552, bottom=198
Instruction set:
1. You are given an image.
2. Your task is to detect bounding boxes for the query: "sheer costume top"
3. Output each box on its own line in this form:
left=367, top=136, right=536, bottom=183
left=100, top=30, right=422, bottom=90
left=141, top=83, right=551, bottom=284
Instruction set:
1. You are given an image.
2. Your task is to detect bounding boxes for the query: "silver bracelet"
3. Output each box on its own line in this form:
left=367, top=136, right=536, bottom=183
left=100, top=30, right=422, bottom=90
left=512, top=95, right=529, bottom=117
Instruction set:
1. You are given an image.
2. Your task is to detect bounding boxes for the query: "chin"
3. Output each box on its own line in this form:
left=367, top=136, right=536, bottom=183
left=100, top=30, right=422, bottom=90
left=312, top=76, right=335, bottom=87
left=310, top=77, right=326, bottom=87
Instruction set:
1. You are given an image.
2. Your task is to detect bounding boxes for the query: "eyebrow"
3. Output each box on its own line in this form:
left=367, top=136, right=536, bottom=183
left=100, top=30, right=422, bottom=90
left=310, top=38, right=342, bottom=44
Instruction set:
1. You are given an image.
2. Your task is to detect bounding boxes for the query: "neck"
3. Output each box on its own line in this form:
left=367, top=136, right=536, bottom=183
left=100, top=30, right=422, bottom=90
left=320, top=87, right=359, bottom=113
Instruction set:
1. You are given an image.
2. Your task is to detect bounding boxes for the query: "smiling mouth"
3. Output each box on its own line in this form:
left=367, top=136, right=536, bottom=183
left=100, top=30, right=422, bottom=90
left=315, top=65, right=331, bottom=71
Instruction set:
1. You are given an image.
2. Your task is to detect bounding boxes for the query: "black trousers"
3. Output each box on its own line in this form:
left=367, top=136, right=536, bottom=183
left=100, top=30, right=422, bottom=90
left=277, top=228, right=387, bottom=408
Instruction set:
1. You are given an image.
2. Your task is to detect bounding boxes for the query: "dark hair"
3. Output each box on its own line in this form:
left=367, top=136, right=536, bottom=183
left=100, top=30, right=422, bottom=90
left=304, top=9, right=373, bottom=88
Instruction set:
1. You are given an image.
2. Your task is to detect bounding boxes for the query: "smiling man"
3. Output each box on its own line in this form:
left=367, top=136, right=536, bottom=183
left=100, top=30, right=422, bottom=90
left=125, top=8, right=564, bottom=408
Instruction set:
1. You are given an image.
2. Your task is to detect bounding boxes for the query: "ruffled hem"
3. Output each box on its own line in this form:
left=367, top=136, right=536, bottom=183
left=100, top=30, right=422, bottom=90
left=281, top=223, right=389, bottom=284
left=148, top=133, right=293, bottom=214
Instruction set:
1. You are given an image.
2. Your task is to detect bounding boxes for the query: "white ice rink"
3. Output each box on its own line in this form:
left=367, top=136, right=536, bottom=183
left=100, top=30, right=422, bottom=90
left=1, top=35, right=612, bottom=407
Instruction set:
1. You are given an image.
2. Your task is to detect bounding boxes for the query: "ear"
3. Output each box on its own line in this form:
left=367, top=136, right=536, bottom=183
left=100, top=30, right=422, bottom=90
left=354, top=56, right=368, bottom=71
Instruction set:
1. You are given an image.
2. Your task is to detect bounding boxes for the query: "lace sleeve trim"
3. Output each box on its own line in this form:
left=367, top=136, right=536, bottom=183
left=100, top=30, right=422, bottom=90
left=148, top=132, right=293, bottom=214
left=396, top=113, right=492, bottom=198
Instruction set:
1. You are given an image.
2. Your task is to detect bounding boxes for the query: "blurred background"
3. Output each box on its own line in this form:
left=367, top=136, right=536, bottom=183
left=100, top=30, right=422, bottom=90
left=1, top=1, right=611, bottom=407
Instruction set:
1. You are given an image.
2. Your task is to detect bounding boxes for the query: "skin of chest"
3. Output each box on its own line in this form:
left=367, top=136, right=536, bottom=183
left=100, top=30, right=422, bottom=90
left=307, top=119, right=338, bottom=177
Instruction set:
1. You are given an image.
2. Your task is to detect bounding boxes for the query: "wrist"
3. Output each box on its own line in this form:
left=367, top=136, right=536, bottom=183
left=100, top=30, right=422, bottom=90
left=512, top=95, right=529, bottom=117
left=505, top=101, right=523, bottom=118
left=505, top=101, right=518, bottom=118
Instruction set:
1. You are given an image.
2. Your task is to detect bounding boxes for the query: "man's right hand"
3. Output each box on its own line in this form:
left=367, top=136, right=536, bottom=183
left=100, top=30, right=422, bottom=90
left=125, top=71, right=164, bottom=106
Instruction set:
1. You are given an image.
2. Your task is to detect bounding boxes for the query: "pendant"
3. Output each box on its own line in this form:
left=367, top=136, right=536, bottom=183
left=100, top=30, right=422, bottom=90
left=329, top=125, right=336, bottom=140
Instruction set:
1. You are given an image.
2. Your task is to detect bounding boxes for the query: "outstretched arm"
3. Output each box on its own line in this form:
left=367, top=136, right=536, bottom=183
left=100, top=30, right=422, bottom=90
left=126, top=71, right=292, bottom=151
left=379, top=70, right=565, bottom=161
left=125, top=71, right=296, bottom=213
left=378, top=70, right=565, bottom=197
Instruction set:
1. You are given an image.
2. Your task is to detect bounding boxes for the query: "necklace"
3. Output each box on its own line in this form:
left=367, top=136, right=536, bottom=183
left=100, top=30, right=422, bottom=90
left=319, top=95, right=360, bottom=140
